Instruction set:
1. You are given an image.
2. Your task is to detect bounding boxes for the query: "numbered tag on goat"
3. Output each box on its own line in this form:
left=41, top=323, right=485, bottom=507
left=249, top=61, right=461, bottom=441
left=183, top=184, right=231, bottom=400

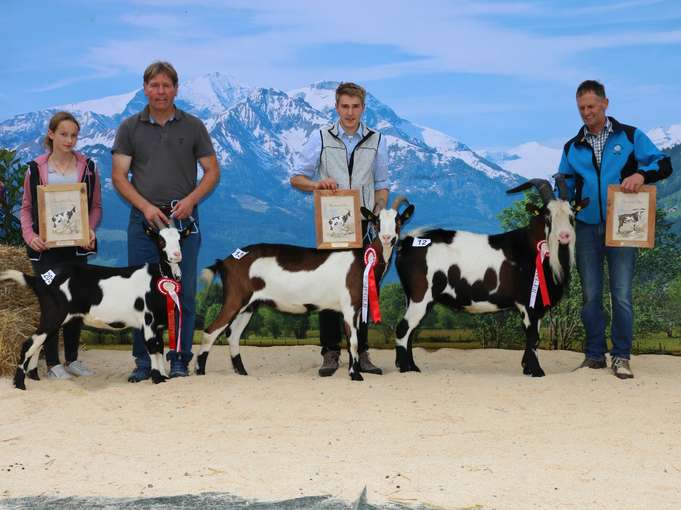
left=412, top=237, right=431, bottom=247
left=40, top=270, right=56, bottom=285
left=231, top=248, right=248, bottom=260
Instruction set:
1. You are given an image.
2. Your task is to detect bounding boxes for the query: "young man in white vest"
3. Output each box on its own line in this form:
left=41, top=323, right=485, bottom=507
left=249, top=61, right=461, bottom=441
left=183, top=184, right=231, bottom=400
left=290, top=82, right=389, bottom=377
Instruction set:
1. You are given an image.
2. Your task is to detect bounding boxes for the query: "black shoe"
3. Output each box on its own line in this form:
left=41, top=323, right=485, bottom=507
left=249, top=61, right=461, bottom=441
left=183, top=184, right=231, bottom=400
left=318, top=351, right=340, bottom=377
left=358, top=351, right=383, bottom=375
left=574, top=357, right=607, bottom=371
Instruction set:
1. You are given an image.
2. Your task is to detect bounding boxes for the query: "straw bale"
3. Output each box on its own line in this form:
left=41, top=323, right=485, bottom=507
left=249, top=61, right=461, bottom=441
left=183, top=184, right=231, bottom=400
left=0, top=244, right=39, bottom=376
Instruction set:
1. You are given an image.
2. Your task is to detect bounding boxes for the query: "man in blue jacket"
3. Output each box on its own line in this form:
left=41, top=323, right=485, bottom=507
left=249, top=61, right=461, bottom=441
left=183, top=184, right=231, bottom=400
left=558, top=80, right=672, bottom=379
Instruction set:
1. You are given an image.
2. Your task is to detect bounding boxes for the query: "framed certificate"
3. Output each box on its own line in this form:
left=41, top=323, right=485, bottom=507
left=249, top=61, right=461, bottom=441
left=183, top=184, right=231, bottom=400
left=314, top=189, right=362, bottom=249
left=605, top=184, right=656, bottom=248
left=37, top=183, right=90, bottom=248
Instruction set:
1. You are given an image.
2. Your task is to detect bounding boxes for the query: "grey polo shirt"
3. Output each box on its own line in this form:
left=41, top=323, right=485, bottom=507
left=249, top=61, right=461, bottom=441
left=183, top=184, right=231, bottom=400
left=112, top=105, right=215, bottom=206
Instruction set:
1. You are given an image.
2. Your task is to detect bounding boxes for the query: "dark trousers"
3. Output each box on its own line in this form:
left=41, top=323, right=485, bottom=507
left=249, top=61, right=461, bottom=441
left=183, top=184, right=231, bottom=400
left=320, top=310, right=369, bottom=354
left=128, top=208, right=200, bottom=366
left=320, top=220, right=371, bottom=355
left=31, top=248, right=87, bottom=367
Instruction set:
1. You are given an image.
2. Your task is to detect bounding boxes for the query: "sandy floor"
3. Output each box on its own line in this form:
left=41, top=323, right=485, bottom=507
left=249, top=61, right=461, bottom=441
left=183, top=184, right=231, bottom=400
left=1, top=346, right=681, bottom=509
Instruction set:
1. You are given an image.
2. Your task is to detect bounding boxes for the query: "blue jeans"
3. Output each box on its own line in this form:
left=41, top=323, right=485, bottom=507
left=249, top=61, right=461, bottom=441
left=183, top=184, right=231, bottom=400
left=575, top=221, right=637, bottom=360
left=127, top=208, right=201, bottom=366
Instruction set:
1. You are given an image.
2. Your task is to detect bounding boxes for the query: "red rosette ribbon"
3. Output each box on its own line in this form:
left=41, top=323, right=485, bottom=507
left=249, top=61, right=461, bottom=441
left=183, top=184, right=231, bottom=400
left=529, top=240, right=551, bottom=308
left=362, top=247, right=382, bottom=324
left=157, top=277, right=182, bottom=352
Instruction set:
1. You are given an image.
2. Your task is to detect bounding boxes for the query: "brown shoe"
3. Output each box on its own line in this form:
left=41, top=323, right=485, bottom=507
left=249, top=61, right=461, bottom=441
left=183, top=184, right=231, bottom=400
left=318, top=350, right=340, bottom=377
left=358, top=351, right=383, bottom=375
left=611, top=357, right=634, bottom=379
left=574, top=357, right=607, bottom=371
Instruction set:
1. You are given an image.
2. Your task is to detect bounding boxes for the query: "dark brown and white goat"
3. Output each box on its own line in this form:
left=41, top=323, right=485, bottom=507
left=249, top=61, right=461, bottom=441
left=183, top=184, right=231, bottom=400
left=394, top=177, right=588, bottom=377
left=0, top=224, right=191, bottom=390
left=196, top=198, right=415, bottom=381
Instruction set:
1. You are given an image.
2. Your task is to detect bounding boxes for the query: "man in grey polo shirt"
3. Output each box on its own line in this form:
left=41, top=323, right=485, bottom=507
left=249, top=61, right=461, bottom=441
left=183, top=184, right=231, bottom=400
left=291, top=81, right=388, bottom=377
left=112, top=61, right=220, bottom=381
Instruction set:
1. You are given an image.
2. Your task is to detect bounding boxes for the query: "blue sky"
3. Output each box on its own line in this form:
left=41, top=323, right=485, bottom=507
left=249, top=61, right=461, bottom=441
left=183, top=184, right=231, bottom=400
left=4, top=0, right=681, bottom=149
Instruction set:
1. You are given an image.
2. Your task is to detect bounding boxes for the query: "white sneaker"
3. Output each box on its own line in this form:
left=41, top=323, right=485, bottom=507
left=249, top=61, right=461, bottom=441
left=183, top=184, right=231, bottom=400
left=47, top=364, right=73, bottom=380
left=64, top=360, right=95, bottom=377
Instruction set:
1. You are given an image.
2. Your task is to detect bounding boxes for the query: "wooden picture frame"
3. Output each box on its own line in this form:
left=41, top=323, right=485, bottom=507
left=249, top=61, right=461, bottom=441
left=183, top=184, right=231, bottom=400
left=605, top=184, right=656, bottom=248
left=314, top=189, right=363, bottom=249
left=37, top=183, right=90, bottom=248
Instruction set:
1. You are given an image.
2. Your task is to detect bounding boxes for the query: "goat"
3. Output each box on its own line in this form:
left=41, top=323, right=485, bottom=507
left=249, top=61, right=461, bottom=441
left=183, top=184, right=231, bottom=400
left=51, top=205, right=77, bottom=234
left=196, top=197, right=415, bottom=381
left=0, top=224, right=191, bottom=390
left=394, top=177, right=588, bottom=377
left=328, top=210, right=351, bottom=233
left=617, top=210, right=643, bottom=235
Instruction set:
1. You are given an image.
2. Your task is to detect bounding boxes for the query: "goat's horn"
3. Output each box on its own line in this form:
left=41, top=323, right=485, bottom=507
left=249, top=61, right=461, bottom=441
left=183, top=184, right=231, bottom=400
left=553, top=173, right=571, bottom=201
left=506, top=178, right=555, bottom=204
left=391, top=195, right=409, bottom=211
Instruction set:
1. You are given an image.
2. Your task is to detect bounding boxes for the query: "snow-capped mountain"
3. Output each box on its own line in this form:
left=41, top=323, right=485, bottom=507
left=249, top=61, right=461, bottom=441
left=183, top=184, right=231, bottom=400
left=0, top=75, right=523, bottom=269
left=478, top=122, right=681, bottom=182
left=647, top=123, right=681, bottom=150
left=478, top=142, right=563, bottom=180
left=58, top=90, right=138, bottom=117
left=178, top=72, right=252, bottom=117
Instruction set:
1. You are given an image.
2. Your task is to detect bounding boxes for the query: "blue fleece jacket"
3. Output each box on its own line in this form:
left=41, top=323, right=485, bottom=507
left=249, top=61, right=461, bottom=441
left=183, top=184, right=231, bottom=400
left=558, top=117, right=672, bottom=224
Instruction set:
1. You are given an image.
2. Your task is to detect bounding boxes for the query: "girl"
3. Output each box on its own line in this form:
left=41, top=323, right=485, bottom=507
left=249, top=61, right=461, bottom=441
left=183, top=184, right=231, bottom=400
left=20, top=111, right=102, bottom=380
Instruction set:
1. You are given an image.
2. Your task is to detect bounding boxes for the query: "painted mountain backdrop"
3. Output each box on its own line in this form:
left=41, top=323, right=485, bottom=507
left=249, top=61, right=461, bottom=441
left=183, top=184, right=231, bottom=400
left=1, top=73, right=678, bottom=271
left=0, top=74, right=525, bottom=271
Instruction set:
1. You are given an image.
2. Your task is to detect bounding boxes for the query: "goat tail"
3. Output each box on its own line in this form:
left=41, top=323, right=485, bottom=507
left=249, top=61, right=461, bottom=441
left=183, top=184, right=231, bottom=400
left=0, top=270, right=37, bottom=290
left=200, top=259, right=223, bottom=286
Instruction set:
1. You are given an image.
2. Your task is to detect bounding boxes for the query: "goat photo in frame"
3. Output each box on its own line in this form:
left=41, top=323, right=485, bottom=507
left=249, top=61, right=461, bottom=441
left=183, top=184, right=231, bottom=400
left=314, top=189, right=362, bottom=249
left=37, top=183, right=90, bottom=248
left=605, top=184, right=656, bottom=248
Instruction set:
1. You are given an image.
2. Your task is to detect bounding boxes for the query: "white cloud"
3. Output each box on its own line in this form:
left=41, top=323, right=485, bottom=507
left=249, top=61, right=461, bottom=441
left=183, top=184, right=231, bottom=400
left=29, top=68, right=118, bottom=93
left=19, top=0, right=681, bottom=118
left=85, top=0, right=680, bottom=91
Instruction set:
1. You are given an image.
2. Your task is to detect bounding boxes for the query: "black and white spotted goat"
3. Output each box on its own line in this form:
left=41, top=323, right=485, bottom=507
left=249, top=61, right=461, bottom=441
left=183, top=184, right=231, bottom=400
left=394, top=177, right=588, bottom=377
left=0, top=224, right=191, bottom=390
left=197, top=197, right=415, bottom=381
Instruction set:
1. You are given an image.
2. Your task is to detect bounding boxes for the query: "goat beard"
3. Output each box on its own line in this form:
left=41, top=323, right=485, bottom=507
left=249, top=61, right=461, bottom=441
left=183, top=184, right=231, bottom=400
left=547, top=232, right=575, bottom=284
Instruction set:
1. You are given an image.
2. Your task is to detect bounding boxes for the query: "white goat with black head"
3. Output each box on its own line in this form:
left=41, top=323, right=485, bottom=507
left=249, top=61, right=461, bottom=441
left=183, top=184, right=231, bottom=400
left=394, top=176, right=588, bottom=377
left=1, top=224, right=191, bottom=390
left=196, top=197, right=415, bottom=381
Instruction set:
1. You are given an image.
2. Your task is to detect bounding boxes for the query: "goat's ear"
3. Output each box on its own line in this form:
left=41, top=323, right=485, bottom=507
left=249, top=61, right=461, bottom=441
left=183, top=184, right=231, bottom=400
left=143, top=223, right=157, bottom=238
left=398, top=204, right=415, bottom=224
left=180, top=225, right=193, bottom=238
left=525, top=203, right=542, bottom=216
left=361, top=206, right=378, bottom=223
left=573, top=198, right=590, bottom=212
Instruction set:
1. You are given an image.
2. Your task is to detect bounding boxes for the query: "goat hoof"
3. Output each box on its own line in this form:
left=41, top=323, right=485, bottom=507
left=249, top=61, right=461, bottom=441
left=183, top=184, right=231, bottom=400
left=398, top=363, right=420, bottom=373
left=395, top=347, right=414, bottom=372
left=196, top=352, right=208, bottom=375
left=14, top=372, right=26, bottom=390
left=350, top=371, right=364, bottom=381
left=27, top=368, right=40, bottom=381
left=523, top=365, right=545, bottom=377
left=231, top=354, right=248, bottom=376
left=151, top=370, right=168, bottom=384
